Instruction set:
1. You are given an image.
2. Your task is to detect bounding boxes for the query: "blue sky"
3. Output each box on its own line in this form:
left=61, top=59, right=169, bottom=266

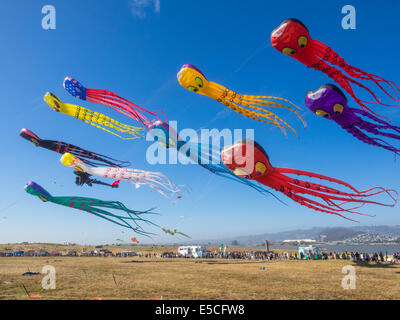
left=0, top=0, right=399, bottom=245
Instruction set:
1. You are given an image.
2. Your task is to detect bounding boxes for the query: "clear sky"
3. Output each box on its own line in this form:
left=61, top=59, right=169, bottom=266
left=0, top=0, right=399, bottom=245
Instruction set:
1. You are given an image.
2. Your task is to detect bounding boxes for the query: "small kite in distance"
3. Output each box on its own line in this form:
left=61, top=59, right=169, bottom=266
left=161, top=227, right=191, bottom=239
left=131, top=237, right=140, bottom=244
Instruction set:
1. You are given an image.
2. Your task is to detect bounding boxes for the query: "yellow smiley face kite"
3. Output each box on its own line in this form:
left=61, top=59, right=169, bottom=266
left=177, top=64, right=306, bottom=137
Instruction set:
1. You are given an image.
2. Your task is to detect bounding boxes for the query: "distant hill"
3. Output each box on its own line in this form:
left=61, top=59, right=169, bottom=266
left=317, top=228, right=362, bottom=242
left=201, top=225, right=400, bottom=245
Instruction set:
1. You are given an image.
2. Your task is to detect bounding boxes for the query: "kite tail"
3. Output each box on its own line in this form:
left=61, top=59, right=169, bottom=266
left=87, top=92, right=156, bottom=127
left=238, top=95, right=307, bottom=128
left=266, top=171, right=397, bottom=221
left=208, top=83, right=294, bottom=137
left=76, top=153, right=131, bottom=168
left=131, top=172, right=181, bottom=199
left=63, top=76, right=167, bottom=129
left=352, top=108, right=400, bottom=134
left=358, top=119, right=400, bottom=141
left=350, top=125, right=400, bottom=157
left=281, top=188, right=360, bottom=221
left=312, top=40, right=400, bottom=104
left=91, top=167, right=181, bottom=199
left=89, top=89, right=168, bottom=122
left=54, top=196, right=159, bottom=235
left=88, top=208, right=158, bottom=237
left=25, top=182, right=158, bottom=236
left=265, top=174, right=365, bottom=221
left=272, top=170, right=397, bottom=206
left=210, top=80, right=305, bottom=120
left=52, top=141, right=119, bottom=165
left=183, top=141, right=287, bottom=205
left=275, top=167, right=398, bottom=202
left=73, top=105, right=145, bottom=139
left=311, top=59, right=390, bottom=119
left=213, top=167, right=287, bottom=205
left=58, top=143, right=131, bottom=167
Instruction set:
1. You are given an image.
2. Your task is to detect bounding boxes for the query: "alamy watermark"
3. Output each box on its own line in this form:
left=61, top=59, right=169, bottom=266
left=145, top=121, right=256, bottom=174
left=341, top=265, right=356, bottom=290
left=42, top=5, right=56, bottom=30
left=341, top=5, right=356, bottom=30
left=41, top=265, right=56, bottom=290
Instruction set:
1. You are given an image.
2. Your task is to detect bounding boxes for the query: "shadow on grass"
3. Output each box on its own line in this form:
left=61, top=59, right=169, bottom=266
left=353, top=261, right=398, bottom=269
left=121, top=260, right=178, bottom=264
left=195, top=260, right=267, bottom=265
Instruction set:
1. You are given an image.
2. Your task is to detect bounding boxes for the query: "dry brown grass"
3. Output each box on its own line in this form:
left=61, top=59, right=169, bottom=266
left=0, top=245, right=399, bottom=300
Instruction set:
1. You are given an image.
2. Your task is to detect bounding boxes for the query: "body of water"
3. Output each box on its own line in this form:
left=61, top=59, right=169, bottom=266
left=266, top=244, right=400, bottom=254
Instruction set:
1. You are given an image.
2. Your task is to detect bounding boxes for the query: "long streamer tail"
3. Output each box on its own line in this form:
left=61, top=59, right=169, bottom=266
left=313, top=40, right=400, bottom=102
left=63, top=77, right=167, bottom=129
left=275, top=167, right=398, bottom=203
left=342, top=124, right=400, bottom=156
left=352, top=108, right=400, bottom=134
left=209, top=83, right=303, bottom=137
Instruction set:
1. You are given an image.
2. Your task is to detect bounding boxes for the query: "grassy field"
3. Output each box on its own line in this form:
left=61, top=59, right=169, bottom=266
left=0, top=245, right=399, bottom=300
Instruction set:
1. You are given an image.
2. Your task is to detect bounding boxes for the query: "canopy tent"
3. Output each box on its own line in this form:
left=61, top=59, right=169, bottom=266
left=299, top=246, right=320, bottom=259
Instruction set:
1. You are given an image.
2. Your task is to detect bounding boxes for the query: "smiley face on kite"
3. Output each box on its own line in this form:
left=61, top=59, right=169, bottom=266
left=177, top=64, right=306, bottom=137
left=271, top=18, right=400, bottom=118
left=305, top=84, right=400, bottom=156
left=221, top=139, right=398, bottom=221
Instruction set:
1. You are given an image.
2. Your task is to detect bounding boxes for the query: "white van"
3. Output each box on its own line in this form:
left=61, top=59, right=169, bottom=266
left=178, top=245, right=207, bottom=258
left=120, top=251, right=137, bottom=257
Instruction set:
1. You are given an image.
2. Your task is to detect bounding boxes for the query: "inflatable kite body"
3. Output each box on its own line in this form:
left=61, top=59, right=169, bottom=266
left=221, top=139, right=398, bottom=221
left=44, top=92, right=144, bottom=140
left=271, top=19, right=400, bottom=118
left=73, top=170, right=120, bottom=188
left=60, top=152, right=181, bottom=199
left=305, top=84, right=400, bottom=156
left=63, top=77, right=167, bottom=130
left=131, top=237, right=139, bottom=244
left=148, top=121, right=282, bottom=201
left=24, top=181, right=159, bottom=236
left=177, top=64, right=306, bottom=137
left=20, top=128, right=130, bottom=167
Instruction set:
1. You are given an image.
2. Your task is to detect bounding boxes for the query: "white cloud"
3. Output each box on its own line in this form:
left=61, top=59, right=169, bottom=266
left=129, top=0, right=160, bottom=18
left=154, top=0, right=160, bottom=13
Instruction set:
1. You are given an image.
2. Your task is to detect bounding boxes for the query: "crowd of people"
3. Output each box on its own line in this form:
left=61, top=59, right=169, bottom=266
left=137, top=252, right=158, bottom=258
left=393, top=252, right=400, bottom=261
left=298, top=250, right=389, bottom=262
left=204, top=251, right=274, bottom=260
left=179, top=250, right=399, bottom=262
left=3, top=248, right=399, bottom=263
left=154, top=250, right=400, bottom=262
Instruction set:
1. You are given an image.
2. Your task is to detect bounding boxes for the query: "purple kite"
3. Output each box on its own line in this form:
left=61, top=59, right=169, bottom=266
left=305, top=84, right=400, bottom=156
